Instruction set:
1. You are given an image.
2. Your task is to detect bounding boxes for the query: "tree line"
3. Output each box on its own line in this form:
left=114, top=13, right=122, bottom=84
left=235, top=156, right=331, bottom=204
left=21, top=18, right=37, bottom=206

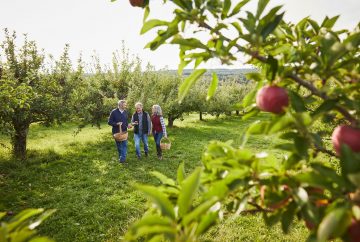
left=0, top=29, right=252, bottom=159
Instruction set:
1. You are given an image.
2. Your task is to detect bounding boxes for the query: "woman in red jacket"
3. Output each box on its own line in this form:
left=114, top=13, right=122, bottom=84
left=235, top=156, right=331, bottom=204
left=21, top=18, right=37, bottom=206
left=151, top=105, right=167, bottom=160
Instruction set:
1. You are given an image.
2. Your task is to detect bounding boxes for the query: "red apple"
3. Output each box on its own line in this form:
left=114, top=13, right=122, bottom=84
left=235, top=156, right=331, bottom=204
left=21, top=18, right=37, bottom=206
left=129, top=0, right=146, bottom=7
left=331, top=125, right=360, bottom=155
left=348, top=219, right=360, bottom=242
left=256, top=85, right=289, bottom=114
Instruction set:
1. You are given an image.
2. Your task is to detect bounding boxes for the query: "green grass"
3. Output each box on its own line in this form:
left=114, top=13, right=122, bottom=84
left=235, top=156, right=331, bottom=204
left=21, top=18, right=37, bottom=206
left=0, top=113, right=308, bottom=241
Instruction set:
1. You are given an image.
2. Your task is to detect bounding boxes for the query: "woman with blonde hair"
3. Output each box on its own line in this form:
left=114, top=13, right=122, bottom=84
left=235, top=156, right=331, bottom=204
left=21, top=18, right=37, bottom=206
left=151, top=104, right=167, bottom=160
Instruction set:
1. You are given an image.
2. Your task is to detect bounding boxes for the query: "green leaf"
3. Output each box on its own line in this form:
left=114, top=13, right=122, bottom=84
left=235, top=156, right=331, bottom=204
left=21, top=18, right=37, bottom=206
left=305, top=18, right=319, bottom=33
left=171, top=37, right=208, bottom=49
left=177, top=167, right=202, bottom=217
left=312, top=100, right=338, bottom=118
left=242, top=89, right=257, bottom=108
left=261, top=13, right=284, bottom=39
left=247, top=120, right=269, bottom=135
left=141, top=19, right=169, bottom=35
left=263, top=210, right=282, bottom=226
left=288, top=90, right=307, bottom=112
left=195, top=212, right=218, bottom=235
left=347, top=172, right=360, bottom=188
left=177, top=162, right=185, bottom=184
left=178, top=69, right=206, bottom=102
left=294, top=136, right=309, bottom=158
left=312, top=163, right=346, bottom=187
left=30, top=237, right=55, bottom=242
left=321, top=15, right=339, bottom=29
left=143, top=6, right=150, bottom=23
left=256, top=0, right=270, bottom=19
left=178, top=60, right=191, bottom=75
left=150, top=171, right=176, bottom=186
left=206, top=72, right=219, bottom=101
left=221, top=0, right=231, bottom=19
left=229, top=0, right=251, bottom=17
left=8, top=209, right=44, bottom=231
left=131, top=214, right=173, bottom=229
left=136, top=185, right=175, bottom=219
left=231, top=22, right=243, bottom=34
left=340, top=145, right=360, bottom=176
left=268, top=115, right=294, bottom=134
left=136, top=225, right=176, bottom=238
left=344, top=32, right=360, bottom=49
left=281, top=202, right=297, bottom=233
left=265, top=55, right=278, bottom=81
left=182, top=197, right=219, bottom=225
left=242, top=107, right=260, bottom=121
left=317, top=207, right=351, bottom=242
left=295, top=172, right=330, bottom=188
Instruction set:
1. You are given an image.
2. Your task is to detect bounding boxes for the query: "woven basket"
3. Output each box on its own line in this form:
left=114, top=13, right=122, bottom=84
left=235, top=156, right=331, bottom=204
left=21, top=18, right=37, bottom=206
left=113, top=123, right=128, bottom=142
left=160, top=137, right=171, bottom=150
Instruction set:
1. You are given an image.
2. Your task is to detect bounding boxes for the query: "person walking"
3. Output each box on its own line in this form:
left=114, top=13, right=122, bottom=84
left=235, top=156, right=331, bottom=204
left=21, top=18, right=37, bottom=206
left=131, top=102, right=151, bottom=159
left=151, top=104, right=167, bottom=160
left=108, top=100, right=131, bottom=164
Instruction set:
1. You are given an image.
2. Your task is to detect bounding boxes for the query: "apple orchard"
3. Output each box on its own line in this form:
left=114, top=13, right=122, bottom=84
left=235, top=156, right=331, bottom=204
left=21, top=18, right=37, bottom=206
left=119, top=0, right=360, bottom=242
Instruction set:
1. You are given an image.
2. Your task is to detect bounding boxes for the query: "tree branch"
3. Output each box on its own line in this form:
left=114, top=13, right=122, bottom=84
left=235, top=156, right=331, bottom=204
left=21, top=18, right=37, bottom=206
left=198, top=18, right=359, bottom=125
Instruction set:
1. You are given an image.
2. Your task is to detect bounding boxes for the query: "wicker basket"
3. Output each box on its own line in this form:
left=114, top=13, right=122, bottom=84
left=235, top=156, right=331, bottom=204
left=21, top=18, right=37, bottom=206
left=160, top=137, right=171, bottom=150
left=113, top=123, right=128, bottom=142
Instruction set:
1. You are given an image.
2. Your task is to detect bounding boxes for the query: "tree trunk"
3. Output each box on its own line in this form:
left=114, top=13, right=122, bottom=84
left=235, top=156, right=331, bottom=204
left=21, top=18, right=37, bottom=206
left=199, top=111, right=203, bottom=121
left=168, top=116, right=174, bottom=128
left=236, top=110, right=240, bottom=115
left=12, top=123, right=29, bottom=160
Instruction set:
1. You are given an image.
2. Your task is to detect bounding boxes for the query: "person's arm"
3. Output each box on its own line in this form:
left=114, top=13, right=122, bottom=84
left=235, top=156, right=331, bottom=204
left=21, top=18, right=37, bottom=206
left=160, top=116, right=167, bottom=137
left=107, top=110, right=117, bottom=126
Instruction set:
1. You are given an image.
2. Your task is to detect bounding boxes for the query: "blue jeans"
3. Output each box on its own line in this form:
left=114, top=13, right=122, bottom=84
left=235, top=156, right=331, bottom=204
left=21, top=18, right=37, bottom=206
left=153, top=132, right=163, bottom=148
left=134, top=133, right=149, bottom=157
left=115, top=140, right=127, bottom=162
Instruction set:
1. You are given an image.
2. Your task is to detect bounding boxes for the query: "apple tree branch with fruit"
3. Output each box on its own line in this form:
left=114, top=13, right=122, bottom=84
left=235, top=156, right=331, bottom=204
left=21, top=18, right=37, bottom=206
left=118, top=0, right=360, bottom=241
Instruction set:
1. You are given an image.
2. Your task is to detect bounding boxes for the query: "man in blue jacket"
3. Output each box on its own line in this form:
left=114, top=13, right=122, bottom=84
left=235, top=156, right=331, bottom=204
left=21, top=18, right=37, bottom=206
left=108, top=100, right=132, bottom=164
left=131, top=102, right=151, bottom=159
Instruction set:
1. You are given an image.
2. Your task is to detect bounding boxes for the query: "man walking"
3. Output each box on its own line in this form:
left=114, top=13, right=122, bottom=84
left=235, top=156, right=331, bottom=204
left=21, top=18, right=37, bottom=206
left=108, top=100, right=131, bottom=164
left=131, top=102, right=151, bottom=159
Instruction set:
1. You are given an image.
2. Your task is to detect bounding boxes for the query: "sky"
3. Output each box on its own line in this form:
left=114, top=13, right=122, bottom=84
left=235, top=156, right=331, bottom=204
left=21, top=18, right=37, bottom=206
left=1, top=0, right=359, bottom=70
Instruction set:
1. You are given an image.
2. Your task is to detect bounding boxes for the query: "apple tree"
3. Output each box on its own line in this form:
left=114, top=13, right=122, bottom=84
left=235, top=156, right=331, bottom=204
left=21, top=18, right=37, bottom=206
left=0, top=30, right=83, bottom=159
left=119, top=0, right=360, bottom=241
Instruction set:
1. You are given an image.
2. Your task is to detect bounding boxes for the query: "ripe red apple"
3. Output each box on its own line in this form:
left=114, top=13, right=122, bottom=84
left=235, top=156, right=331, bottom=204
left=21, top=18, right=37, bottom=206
left=348, top=219, right=360, bottom=242
left=256, top=85, right=289, bottom=114
left=129, top=0, right=146, bottom=7
left=331, top=125, right=360, bottom=155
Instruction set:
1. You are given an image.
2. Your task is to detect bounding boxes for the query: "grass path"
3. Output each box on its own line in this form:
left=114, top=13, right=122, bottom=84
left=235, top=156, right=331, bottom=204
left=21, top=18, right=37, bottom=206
left=0, top=113, right=308, bottom=241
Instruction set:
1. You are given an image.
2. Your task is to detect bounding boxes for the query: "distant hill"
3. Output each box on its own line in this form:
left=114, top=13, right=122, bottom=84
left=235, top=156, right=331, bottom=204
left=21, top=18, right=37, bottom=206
left=159, top=68, right=258, bottom=83
left=163, top=68, right=257, bottom=76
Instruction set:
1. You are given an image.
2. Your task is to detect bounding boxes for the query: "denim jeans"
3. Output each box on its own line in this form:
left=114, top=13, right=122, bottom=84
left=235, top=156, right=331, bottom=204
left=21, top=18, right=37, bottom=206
left=153, top=132, right=163, bottom=148
left=115, top=140, right=127, bottom=162
left=134, top=133, right=149, bottom=157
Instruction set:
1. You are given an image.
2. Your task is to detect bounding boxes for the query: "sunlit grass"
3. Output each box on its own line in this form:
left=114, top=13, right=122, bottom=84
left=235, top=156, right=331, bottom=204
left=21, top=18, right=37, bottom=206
left=0, top=113, right=308, bottom=241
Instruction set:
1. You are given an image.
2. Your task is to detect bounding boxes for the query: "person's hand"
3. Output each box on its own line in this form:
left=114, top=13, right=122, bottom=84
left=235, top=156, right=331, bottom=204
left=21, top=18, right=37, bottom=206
left=128, top=124, right=133, bottom=129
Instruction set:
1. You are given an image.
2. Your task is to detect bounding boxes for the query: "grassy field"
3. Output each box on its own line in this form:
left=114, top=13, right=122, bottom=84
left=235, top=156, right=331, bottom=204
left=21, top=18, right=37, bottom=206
left=0, top=113, right=308, bottom=241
